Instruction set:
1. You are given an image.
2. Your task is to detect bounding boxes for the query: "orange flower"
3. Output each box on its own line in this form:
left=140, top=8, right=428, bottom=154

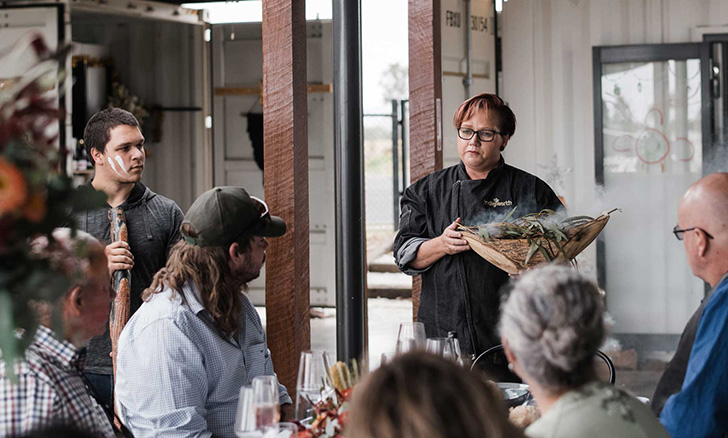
left=0, top=157, right=28, bottom=215
left=340, top=388, right=354, bottom=401
left=23, top=190, right=46, bottom=222
left=337, top=410, right=349, bottom=428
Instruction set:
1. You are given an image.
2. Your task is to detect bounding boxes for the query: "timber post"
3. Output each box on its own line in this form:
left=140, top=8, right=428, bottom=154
left=262, top=0, right=311, bottom=400
left=409, top=0, right=443, bottom=320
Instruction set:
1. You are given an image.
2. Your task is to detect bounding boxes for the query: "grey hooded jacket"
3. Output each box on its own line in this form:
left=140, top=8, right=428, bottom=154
left=77, top=181, right=184, bottom=374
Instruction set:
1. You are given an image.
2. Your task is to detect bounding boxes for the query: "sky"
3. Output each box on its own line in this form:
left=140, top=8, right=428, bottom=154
left=182, top=0, right=409, bottom=113
left=360, top=0, right=409, bottom=113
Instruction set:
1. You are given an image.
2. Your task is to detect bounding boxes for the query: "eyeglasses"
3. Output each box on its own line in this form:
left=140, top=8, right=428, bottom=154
left=457, top=127, right=501, bottom=142
left=672, top=225, right=714, bottom=241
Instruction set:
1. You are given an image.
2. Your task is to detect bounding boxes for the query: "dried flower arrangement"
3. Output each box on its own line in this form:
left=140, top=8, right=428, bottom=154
left=0, top=34, right=105, bottom=380
left=297, top=360, right=360, bottom=438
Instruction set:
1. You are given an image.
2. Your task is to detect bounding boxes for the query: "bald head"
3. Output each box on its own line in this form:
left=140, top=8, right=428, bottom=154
left=678, top=173, right=728, bottom=286
left=679, top=173, right=728, bottom=233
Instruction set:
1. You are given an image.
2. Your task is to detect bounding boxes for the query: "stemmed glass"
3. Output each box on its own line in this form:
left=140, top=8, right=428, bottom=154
left=277, top=422, right=299, bottom=438
left=253, top=375, right=280, bottom=437
left=295, top=350, right=334, bottom=421
left=426, top=337, right=456, bottom=359
left=426, top=337, right=465, bottom=366
left=395, top=322, right=426, bottom=355
left=448, top=335, right=465, bottom=366
left=234, top=386, right=256, bottom=434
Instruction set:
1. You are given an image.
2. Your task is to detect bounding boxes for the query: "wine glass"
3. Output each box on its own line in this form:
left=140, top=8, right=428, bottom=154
left=253, top=375, right=280, bottom=435
left=447, top=335, right=465, bottom=366
left=426, top=337, right=457, bottom=361
left=295, top=350, right=333, bottom=421
left=276, top=422, right=299, bottom=438
left=234, top=386, right=256, bottom=433
left=396, top=322, right=426, bottom=355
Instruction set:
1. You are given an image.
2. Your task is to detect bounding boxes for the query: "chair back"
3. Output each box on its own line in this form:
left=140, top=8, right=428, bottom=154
left=470, top=344, right=616, bottom=385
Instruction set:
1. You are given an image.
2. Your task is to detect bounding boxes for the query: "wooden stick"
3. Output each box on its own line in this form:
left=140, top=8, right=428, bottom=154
left=108, top=208, right=131, bottom=416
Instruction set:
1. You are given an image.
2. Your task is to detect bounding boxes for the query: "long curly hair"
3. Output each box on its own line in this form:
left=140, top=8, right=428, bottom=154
left=143, top=224, right=250, bottom=337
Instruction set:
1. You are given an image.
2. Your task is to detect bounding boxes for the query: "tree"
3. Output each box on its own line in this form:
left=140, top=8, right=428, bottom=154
left=379, top=62, right=408, bottom=104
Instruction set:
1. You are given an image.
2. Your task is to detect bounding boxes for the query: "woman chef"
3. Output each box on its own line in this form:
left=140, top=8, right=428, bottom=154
left=393, top=93, right=563, bottom=358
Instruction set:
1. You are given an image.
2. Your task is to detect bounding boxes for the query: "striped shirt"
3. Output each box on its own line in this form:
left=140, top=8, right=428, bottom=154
left=0, top=325, right=114, bottom=438
left=116, top=282, right=291, bottom=438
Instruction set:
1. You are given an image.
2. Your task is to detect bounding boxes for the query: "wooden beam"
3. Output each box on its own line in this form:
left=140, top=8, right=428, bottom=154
left=408, top=0, right=443, bottom=320
left=262, top=0, right=310, bottom=400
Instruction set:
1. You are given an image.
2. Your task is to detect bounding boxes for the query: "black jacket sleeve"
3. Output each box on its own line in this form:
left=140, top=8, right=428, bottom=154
left=393, top=180, right=432, bottom=275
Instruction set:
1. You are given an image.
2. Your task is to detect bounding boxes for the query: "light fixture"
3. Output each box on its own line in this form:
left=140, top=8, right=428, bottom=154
left=181, top=0, right=332, bottom=24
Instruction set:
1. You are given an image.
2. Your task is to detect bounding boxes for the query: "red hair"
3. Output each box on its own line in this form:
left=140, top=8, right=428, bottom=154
left=453, top=93, right=516, bottom=138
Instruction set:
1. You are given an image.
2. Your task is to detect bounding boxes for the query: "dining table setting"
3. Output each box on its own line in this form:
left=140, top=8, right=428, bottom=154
left=233, top=321, right=546, bottom=438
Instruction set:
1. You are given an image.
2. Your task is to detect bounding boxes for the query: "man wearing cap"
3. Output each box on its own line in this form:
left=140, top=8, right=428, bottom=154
left=114, top=187, right=292, bottom=438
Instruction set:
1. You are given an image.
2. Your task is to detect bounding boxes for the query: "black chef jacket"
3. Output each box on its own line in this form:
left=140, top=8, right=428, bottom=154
left=393, top=158, right=563, bottom=356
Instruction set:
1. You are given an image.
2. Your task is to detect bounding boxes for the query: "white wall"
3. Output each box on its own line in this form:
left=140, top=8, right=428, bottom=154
left=500, top=0, right=728, bottom=335
left=441, top=0, right=497, bottom=168
left=502, top=0, right=728, bottom=208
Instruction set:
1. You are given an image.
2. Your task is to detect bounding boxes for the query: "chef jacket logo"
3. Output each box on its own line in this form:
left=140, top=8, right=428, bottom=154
left=484, top=198, right=513, bottom=208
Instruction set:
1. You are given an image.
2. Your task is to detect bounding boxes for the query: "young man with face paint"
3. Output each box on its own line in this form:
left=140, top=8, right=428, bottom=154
left=75, top=108, right=184, bottom=409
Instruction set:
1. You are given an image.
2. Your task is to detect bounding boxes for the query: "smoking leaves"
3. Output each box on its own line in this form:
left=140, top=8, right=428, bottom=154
left=467, top=208, right=595, bottom=264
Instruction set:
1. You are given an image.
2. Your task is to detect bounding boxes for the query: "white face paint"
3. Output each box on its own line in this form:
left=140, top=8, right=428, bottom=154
left=114, top=155, right=129, bottom=175
left=107, top=156, right=121, bottom=176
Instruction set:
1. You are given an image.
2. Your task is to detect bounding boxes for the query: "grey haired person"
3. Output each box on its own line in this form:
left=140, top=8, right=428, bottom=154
left=499, top=264, right=668, bottom=438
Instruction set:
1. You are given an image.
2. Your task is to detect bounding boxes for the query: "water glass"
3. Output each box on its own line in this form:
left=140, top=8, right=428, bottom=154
left=276, top=422, right=299, bottom=438
left=234, top=386, right=256, bottom=433
left=253, top=375, right=280, bottom=433
left=448, top=336, right=465, bottom=366
left=426, top=337, right=457, bottom=360
left=396, top=322, right=426, bottom=355
left=295, top=350, right=333, bottom=421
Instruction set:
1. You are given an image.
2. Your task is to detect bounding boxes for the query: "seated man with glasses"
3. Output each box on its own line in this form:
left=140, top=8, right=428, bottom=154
left=393, top=93, right=563, bottom=361
left=656, top=173, right=728, bottom=438
left=0, top=229, right=116, bottom=437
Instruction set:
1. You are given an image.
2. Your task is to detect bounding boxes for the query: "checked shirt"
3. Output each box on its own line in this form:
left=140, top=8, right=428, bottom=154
left=0, top=325, right=114, bottom=438
left=116, top=282, right=291, bottom=438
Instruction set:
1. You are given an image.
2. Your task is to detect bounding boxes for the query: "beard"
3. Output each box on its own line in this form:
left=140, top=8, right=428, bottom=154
left=231, top=254, right=264, bottom=288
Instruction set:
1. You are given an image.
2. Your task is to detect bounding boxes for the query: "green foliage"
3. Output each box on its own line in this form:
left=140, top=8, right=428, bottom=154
left=472, top=209, right=593, bottom=262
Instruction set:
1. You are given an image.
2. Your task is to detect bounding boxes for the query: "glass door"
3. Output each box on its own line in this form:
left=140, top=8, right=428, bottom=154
left=593, top=43, right=709, bottom=340
left=705, top=34, right=728, bottom=172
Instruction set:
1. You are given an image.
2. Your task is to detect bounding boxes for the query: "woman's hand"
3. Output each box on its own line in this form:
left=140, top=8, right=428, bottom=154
left=410, top=218, right=470, bottom=269
left=438, top=218, right=470, bottom=255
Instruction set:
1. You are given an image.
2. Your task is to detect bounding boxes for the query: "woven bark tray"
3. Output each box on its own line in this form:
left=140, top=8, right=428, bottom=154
left=458, top=214, right=610, bottom=275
